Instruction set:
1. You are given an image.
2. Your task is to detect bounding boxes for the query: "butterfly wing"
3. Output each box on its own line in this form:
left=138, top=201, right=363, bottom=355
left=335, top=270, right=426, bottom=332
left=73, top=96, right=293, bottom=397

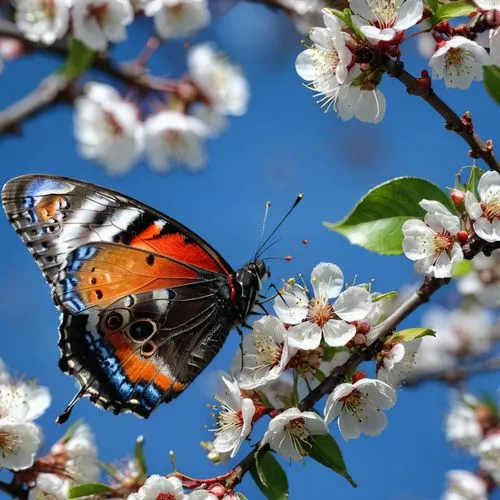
left=2, top=175, right=238, bottom=419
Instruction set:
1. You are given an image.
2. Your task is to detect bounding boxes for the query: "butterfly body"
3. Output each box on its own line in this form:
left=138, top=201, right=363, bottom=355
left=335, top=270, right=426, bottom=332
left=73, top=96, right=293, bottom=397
left=2, top=175, right=268, bottom=421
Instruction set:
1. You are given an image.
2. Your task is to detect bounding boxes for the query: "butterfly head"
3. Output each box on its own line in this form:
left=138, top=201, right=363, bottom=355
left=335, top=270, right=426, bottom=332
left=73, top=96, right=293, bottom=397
left=234, top=259, right=269, bottom=321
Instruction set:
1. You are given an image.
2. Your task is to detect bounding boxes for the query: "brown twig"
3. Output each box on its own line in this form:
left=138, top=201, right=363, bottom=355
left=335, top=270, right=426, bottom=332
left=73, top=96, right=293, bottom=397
left=0, top=480, right=26, bottom=499
left=0, top=20, right=179, bottom=136
left=382, top=57, right=500, bottom=173
left=406, top=355, right=500, bottom=387
left=0, top=72, right=73, bottom=134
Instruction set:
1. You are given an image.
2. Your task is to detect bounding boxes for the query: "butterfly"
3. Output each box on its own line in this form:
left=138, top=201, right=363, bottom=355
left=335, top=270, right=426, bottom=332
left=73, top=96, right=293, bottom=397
left=2, top=175, right=299, bottom=423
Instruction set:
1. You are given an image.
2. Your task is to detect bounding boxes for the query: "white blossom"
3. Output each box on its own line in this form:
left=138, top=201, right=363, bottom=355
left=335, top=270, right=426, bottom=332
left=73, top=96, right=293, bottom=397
left=445, top=397, right=482, bottom=454
left=188, top=491, right=217, bottom=500
left=128, top=474, right=186, bottom=500
left=16, top=381, right=51, bottom=422
left=0, top=389, right=41, bottom=469
left=294, top=10, right=386, bottom=123
left=465, top=171, right=500, bottom=242
left=335, top=83, right=387, bottom=124
left=259, top=375, right=296, bottom=409
left=295, top=10, right=352, bottom=95
left=457, top=250, right=500, bottom=306
left=417, top=32, right=437, bottom=59
left=377, top=339, right=422, bottom=387
left=479, top=433, right=500, bottom=484
left=274, top=262, right=372, bottom=350
left=416, top=306, right=494, bottom=373
left=261, top=407, right=328, bottom=461
left=442, top=470, right=487, bottom=500
left=74, top=82, right=143, bottom=174
left=188, top=43, right=249, bottom=116
left=473, top=0, right=500, bottom=10
left=350, top=0, right=423, bottom=43
left=212, top=373, right=255, bottom=458
left=72, top=0, right=134, bottom=51
left=192, top=105, right=228, bottom=136
left=402, top=199, right=463, bottom=278
left=142, top=0, right=210, bottom=39
left=324, top=377, right=396, bottom=440
left=15, top=0, right=70, bottom=45
left=429, top=36, right=490, bottom=89
left=0, top=420, right=40, bottom=470
left=61, top=423, right=100, bottom=483
left=144, top=111, right=209, bottom=172
left=490, top=27, right=500, bottom=66
left=233, top=315, right=297, bottom=389
left=28, top=473, right=69, bottom=500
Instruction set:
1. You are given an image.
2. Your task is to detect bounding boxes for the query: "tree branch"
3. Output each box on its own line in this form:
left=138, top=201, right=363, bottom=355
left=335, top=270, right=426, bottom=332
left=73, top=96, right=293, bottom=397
left=229, top=237, right=497, bottom=489
left=383, top=57, right=500, bottom=173
left=0, top=72, right=73, bottom=134
left=0, top=20, right=178, bottom=136
left=405, top=356, right=500, bottom=387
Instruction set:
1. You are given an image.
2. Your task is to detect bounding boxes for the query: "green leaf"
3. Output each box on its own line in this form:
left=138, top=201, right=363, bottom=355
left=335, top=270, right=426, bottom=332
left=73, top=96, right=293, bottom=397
left=466, top=165, right=487, bottom=194
left=69, top=483, right=115, bottom=498
left=433, top=0, right=476, bottom=21
left=484, top=66, right=500, bottom=104
left=389, top=328, right=435, bottom=342
left=323, top=346, right=348, bottom=362
left=97, top=460, right=118, bottom=478
left=308, top=434, right=356, bottom=487
left=452, top=258, right=474, bottom=278
left=235, top=493, right=249, bottom=500
left=372, top=291, right=398, bottom=302
left=250, top=451, right=289, bottom=500
left=314, top=369, right=326, bottom=382
left=325, top=8, right=363, bottom=37
left=135, top=435, right=147, bottom=478
left=324, top=177, right=455, bottom=255
left=60, top=38, right=96, bottom=79
left=426, top=0, right=438, bottom=13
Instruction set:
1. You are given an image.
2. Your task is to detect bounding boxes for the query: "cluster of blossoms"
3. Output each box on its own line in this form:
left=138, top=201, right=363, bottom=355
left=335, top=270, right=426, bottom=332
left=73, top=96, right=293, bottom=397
left=205, top=261, right=421, bottom=462
left=441, top=393, right=500, bottom=499
left=0, top=360, right=100, bottom=498
left=73, top=42, right=249, bottom=174
left=0, top=360, right=49, bottom=471
left=129, top=474, right=230, bottom=500
left=296, top=0, right=500, bottom=123
left=14, top=0, right=212, bottom=49
left=402, top=170, right=500, bottom=278
left=414, top=305, right=496, bottom=374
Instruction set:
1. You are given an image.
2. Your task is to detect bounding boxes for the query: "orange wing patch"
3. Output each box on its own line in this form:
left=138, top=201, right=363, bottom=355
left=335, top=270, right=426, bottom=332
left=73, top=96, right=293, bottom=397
left=106, top=332, right=186, bottom=392
left=64, top=242, right=202, bottom=310
left=130, top=223, right=228, bottom=275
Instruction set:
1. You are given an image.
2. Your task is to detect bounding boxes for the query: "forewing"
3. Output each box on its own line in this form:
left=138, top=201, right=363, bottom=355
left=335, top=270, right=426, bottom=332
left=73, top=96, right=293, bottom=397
left=2, top=174, right=234, bottom=306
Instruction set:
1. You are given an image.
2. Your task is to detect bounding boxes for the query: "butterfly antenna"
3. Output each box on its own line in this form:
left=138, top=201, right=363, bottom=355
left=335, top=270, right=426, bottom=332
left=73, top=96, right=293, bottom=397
left=256, top=194, right=303, bottom=259
left=56, top=386, right=85, bottom=424
left=255, top=201, right=271, bottom=261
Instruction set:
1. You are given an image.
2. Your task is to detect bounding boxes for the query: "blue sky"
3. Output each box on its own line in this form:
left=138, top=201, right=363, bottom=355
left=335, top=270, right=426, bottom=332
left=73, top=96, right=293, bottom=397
left=0, top=2, right=498, bottom=498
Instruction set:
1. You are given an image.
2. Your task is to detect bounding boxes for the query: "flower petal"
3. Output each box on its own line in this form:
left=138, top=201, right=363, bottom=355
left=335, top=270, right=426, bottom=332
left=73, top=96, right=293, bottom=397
left=334, top=286, right=372, bottom=321
left=311, top=262, right=344, bottom=299
left=322, top=320, right=356, bottom=347
left=273, top=285, right=309, bottom=324
left=287, top=321, right=322, bottom=350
